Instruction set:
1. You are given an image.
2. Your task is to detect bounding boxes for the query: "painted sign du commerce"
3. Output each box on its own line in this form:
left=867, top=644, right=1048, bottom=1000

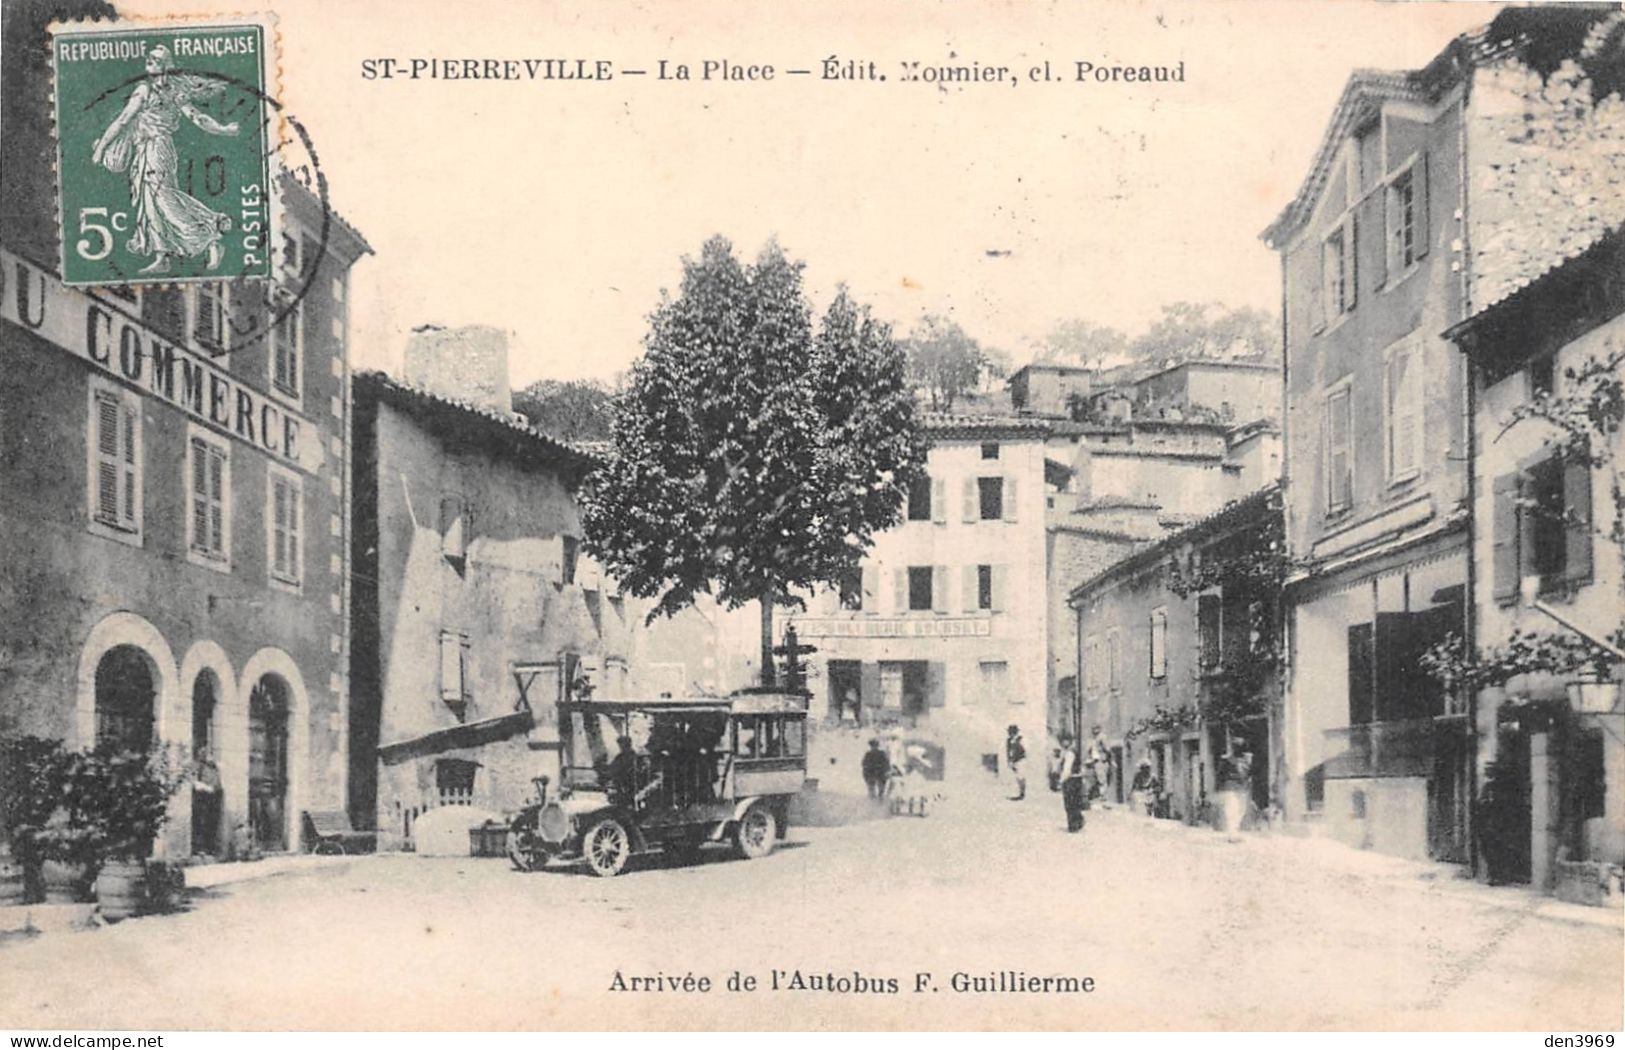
left=0, top=246, right=320, bottom=472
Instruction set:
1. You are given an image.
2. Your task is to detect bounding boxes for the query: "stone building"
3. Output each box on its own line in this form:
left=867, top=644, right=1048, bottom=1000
left=1448, top=224, right=1625, bottom=900
left=0, top=12, right=372, bottom=859
left=1132, top=359, right=1282, bottom=425
left=350, top=331, right=739, bottom=847
left=786, top=415, right=1051, bottom=759
left=1067, top=486, right=1284, bottom=819
left=1261, top=6, right=1625, bottom=862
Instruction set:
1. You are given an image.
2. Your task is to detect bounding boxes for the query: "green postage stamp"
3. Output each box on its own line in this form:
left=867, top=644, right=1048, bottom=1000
left=50, top=17, right=275, bottom=286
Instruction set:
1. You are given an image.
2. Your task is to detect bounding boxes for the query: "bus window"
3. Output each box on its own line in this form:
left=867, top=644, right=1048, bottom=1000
left=761, top=717, right=783, bottom=758
left=784, top=718, right=805, bottom=757
left=735, top=717, right=758, bottom=758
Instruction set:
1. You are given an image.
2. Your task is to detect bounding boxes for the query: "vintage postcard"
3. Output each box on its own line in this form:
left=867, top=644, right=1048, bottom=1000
left=0, top=0, right=1622, bottom=1036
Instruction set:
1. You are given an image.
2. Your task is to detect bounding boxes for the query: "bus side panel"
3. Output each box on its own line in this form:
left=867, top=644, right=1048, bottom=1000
left=734, top=769, right=805, bottom=797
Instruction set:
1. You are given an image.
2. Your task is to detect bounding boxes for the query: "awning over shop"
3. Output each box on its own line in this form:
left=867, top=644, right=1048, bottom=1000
left=378, top=709, right=536, bottom=765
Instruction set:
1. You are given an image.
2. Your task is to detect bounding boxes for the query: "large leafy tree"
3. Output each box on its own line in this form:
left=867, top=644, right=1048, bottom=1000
left=903, top=314, right=988, bottom=410
left=579, top=237, right=925, bottom=686
left=513, top=379, right=616, bottom=444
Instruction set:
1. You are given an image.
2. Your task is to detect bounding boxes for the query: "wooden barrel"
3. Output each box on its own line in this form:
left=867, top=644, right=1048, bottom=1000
left=0, top=860, right=25, bottom=906
left=95, top=860, right=146, bottom=921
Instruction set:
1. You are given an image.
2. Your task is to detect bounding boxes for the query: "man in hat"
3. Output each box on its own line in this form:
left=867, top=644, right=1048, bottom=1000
left=1057, top=733, right=1087, bottom=833
left=1005, top=724, right=1028, bottom=801
left=861, top=737, right=890, bottom=800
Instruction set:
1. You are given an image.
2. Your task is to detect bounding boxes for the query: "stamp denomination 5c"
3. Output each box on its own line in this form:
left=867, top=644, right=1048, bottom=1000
left=51, top=17, right=274, bottom=287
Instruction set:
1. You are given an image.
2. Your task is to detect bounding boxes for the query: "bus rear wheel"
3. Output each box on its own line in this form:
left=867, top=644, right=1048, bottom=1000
left=734, top=805, right=776, bottom=861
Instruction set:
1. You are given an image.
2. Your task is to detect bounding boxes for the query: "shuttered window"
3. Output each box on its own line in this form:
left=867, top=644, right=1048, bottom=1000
left=1149, top=607, right=1168, bottom=680
left=91, top=388, right=139, bottom=533
left=1198, top=593, right=1223, bottom=669
left=1324, top=385, right=1353, bottom=512
left=1492, top=455, right=1594, bottom=603
left=194, top=283, right=225, bottom=351
left=907, top=472, right=932, bottom=521
left=1386, top=341, right=1423, bottom=482
left=189, top=436, right=228, bottom=559
left=1385, top=156, right=1429, bottom=276
left=272, top=302, right=301, bottom=398
left=269, top=471, right=302, bottom=584
left=439, top=631, right=471, bottom=711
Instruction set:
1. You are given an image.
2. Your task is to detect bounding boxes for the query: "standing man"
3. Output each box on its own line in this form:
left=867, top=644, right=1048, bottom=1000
left=1058, top=733, right=1086, bottom=833
left=861, top=737, right=889, bottom=800
left=1085, top=725, right=1111, bottom=807
left=1005, top=724, right=1027, bottom=801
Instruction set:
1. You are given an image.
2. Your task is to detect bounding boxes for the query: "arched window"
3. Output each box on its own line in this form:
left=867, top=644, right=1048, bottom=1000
left=95, top=645, right=155, bottom=754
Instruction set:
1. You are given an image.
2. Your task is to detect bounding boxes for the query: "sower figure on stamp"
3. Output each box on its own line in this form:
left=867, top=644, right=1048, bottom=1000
left=91, top=45, right=239, bottom=274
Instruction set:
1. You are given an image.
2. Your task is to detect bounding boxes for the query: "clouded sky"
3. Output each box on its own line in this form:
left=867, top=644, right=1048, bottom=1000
left=124, top=0, right=1495, bottom=386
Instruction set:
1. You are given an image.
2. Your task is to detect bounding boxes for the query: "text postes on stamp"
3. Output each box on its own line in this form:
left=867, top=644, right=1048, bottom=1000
left=51, top=18, right=274, bottom=287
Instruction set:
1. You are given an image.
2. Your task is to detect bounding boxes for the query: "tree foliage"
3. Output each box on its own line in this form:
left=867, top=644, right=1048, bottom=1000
left=903, top=314, right=989, bottom=410
left=578, top=237, right=926, bottom=668
left=1034, top=318, right=1131, bottom=370
left=513, top=379, right=616, bottom=445
left=1128, top=302, right=1280, bottom=367
left=1032, top=302, right=1280, bottom=375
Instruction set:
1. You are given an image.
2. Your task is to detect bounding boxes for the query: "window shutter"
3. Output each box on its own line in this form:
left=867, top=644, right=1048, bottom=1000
left=962, top=566, right=978, bottom=613
left=892, top=569, right=906, bottom=612
left=962, top=478, right=978, bottom=523
left=991, top=565, right=1006, bottom=612
left=120, top=404, right=137, bottom=525
left=1382, top=182, right=1398, bottom=284
left=932, top=566, right=947, bottom=613
left=439, top=633, right=461, bottom=700
left=931, top=478, right=946, bottom=524
left=1310, top=245, right=1328, bottom=333
left=1491, top=473, right=1521, bottom=603
left=1347, top=216, right=1359, bottom=310
left=1003, top=477, right=1018, bottom=522
left=191, top=440, right=208, bottom=544
left=95, top=397, right=119, bottom=523
left=288, top=482, right=301, bottom=578
left=1415, top=154, right=1430, bottom=260
left=861, top=566, right=877, bottom=609
left=1563, top=458, right=1594, bottom=586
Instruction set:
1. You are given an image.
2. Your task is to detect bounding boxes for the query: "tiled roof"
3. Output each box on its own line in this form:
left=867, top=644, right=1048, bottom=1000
left=1449, top=221, right=1625, bottom=343
left=355, top=370, right=601, bottom=473
left=919, top=412, right=1052, bottom=439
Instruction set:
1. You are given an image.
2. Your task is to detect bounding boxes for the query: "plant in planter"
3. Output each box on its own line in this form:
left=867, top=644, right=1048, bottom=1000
left=32, top=748, right=105, bottom=905
left=0, top=735, right=70, bottom=905
left=84, top=746, right=187, bottom=921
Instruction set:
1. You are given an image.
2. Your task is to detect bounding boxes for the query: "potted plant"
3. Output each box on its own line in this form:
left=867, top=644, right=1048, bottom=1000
left=0, top=735, right=70, bottom=906
left=87, top=746, right=186, bottom=921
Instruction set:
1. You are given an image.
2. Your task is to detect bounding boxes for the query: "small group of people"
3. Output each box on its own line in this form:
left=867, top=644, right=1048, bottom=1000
left=858, top=737, right=936, bottom=819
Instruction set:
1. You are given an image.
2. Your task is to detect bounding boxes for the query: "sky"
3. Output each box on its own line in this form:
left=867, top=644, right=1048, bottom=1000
left=123, top=0, right=1498, bottom=387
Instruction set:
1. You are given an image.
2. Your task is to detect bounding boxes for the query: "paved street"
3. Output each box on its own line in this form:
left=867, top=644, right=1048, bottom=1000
left=2, top=785, right=1620, bottom=1032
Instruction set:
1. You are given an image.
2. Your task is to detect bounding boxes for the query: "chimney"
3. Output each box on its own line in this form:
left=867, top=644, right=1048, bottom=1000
left=402, top=324, right=513, bottom=415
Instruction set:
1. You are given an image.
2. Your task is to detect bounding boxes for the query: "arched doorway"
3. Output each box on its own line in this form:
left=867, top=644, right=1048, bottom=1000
left=191, top=670, right=224, bottom=856
left=248, top=674, right=291, bottom=852
left=95, top=645, right=156, bottom=754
